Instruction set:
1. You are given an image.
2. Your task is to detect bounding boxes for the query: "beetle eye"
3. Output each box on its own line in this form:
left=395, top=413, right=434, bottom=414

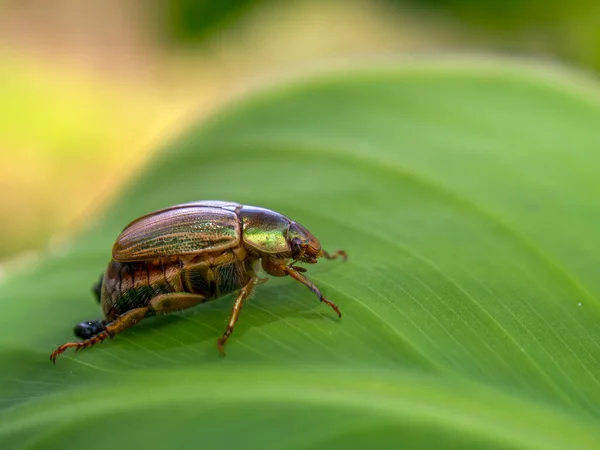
left=290, top=237, right=303, bottom=257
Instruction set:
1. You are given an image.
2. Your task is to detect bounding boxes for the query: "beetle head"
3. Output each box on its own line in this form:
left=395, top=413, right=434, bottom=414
left=288, top=221, right=322, bottom=263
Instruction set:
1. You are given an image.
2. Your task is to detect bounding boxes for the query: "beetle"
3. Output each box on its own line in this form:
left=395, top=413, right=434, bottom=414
left=50, top=201, right=346, bottom=363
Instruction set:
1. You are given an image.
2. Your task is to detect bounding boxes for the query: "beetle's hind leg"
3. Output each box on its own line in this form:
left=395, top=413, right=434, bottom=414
left=148, top=292, right=207, bottom=314
left=51, top=293, right=208, bottom=364
left=51, top=307, right=148, bottom=364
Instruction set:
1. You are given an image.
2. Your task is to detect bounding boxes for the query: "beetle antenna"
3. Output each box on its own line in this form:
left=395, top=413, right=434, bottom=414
left=321, top=250, right=348, bottom=261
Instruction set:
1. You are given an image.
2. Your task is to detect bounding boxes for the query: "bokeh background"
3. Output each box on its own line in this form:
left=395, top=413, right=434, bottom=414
left=2, top=0, right=599, bottom=268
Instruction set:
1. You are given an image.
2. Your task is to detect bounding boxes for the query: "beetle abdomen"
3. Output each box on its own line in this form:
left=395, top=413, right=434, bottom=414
left=102, top=248, right=255, bottom=320
left=101, top=260, right=183, bottom=318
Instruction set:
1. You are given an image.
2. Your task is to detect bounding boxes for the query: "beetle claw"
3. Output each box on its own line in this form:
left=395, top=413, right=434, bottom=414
left=321, top=297, right=342, bottom=318
left=216, top=339, right=227, bottom=356
left=50, top=331, right=110, bottom=363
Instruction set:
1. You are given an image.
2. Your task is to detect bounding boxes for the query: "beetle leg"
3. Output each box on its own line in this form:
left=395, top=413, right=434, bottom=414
left=50, top=307, right=148, bottom=364
left=148, top=292, right=207, bottom=314
left=217, top=277, right=257, bottom=355
left=256, top=276, right=270, bottom=285
left=284, top=266, right=342, bottom=318
left=288, top=261, right=307, bottom=272
left=321, top=249, right=348, bottom=261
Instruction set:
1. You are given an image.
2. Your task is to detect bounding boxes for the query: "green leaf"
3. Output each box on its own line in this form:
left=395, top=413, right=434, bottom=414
left=2, top=60, right=600, bottom=449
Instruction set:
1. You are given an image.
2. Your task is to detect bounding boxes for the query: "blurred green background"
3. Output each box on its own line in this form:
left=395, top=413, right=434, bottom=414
left=2, top=0, right=600, bottom=266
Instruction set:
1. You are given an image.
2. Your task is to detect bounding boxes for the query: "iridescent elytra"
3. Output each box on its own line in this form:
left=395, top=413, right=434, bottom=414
left=50, top=201, right=347, bottom=363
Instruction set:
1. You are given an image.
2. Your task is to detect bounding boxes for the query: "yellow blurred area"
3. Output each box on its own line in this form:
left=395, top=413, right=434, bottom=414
left=1, top=0, right=451, bottom=262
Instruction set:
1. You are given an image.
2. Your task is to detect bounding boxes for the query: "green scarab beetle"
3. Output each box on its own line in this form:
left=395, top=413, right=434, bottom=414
left=50, top=201, right=347, bottom=363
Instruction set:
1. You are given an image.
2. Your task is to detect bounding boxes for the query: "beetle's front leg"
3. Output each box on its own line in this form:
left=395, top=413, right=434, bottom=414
left=284, top=266, right=342, bottom=318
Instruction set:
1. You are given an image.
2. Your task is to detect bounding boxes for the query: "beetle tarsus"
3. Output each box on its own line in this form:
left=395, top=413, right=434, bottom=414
left=217, top=335, right=229, bottom=356
left=50, top=308, right=148, bottom=364
left=50, top=331, right=111, bottom=364
left=321, top=297, right=342, bottom=318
